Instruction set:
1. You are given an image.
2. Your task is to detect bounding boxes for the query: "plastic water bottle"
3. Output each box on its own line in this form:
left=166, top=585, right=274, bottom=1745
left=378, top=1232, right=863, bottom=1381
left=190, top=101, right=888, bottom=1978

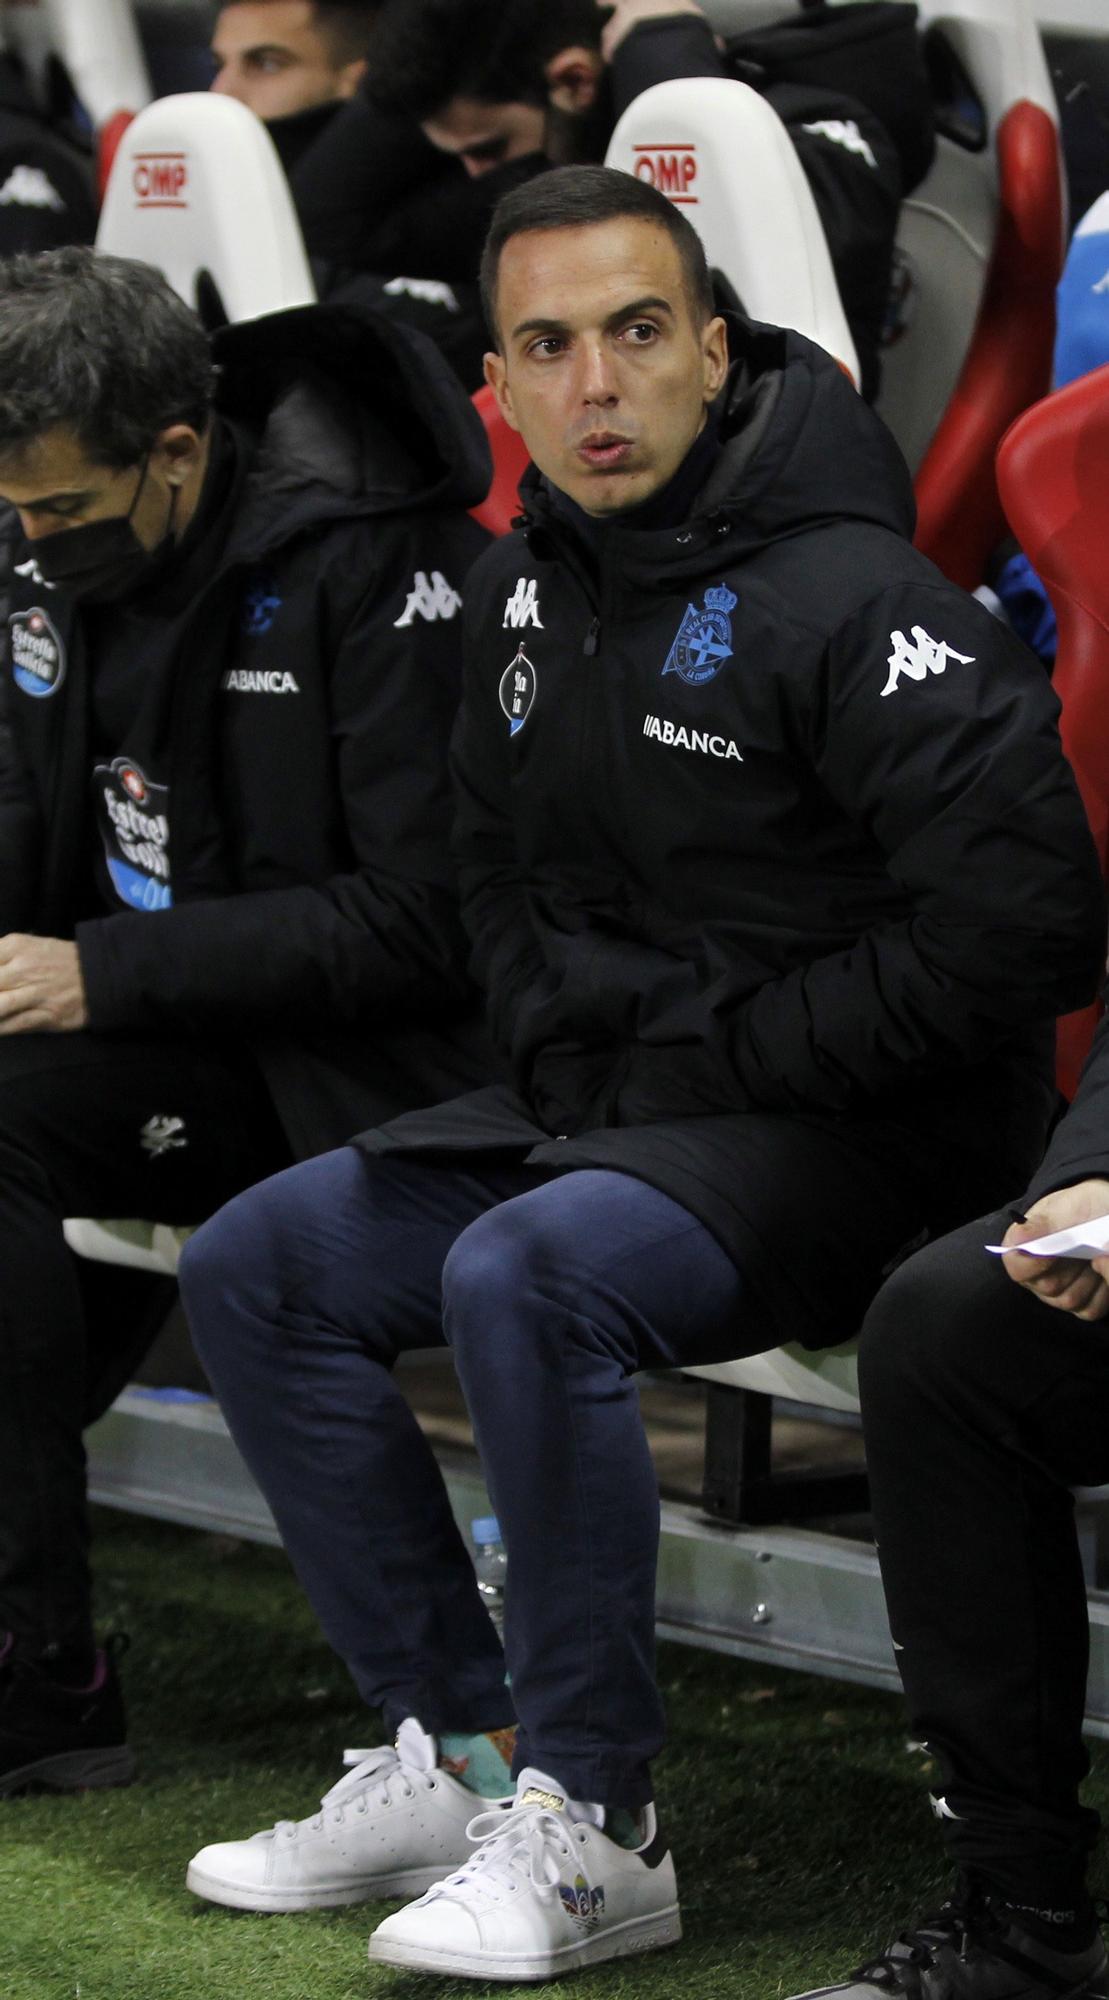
left=471, top=1516, right=507, bottom=1637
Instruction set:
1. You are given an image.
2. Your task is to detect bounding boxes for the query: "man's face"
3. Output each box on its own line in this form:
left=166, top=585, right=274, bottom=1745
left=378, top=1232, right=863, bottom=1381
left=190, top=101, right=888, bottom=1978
left=484, top=215, right=728, bottom=516
left=0, top=427, right=193, bottom=548
left=421, top=94, right=547, bottom=178
left=210, top=1, right=367, bottom=120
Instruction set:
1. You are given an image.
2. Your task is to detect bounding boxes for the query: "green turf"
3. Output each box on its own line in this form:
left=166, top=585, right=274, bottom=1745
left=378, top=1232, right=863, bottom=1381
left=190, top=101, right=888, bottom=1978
left=2, top=1508, right=1107, bottom=2000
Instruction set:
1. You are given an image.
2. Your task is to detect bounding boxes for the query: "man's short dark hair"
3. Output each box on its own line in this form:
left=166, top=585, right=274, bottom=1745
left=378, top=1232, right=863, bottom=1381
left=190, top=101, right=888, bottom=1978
left=0, top=248, right=214, bottom=470
left=216, top=0, right=382, bottom=65
left=480, top=165, right=716, bottom=346
left=368, top=0, right=601, bottom=122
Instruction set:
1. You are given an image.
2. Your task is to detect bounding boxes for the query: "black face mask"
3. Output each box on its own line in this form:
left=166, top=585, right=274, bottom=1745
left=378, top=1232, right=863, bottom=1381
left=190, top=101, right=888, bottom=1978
left=31, top=457, right=180, bottom=605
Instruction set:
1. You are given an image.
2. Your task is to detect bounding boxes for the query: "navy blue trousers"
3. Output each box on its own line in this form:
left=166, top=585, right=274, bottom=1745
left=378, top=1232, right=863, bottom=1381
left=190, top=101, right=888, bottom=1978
left=179, top=1148, right=745, bottom=1809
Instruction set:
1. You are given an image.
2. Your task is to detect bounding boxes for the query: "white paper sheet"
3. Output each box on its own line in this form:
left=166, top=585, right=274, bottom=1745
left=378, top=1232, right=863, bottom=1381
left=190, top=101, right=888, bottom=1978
left=985, top=1213, right=1109, bottom=1261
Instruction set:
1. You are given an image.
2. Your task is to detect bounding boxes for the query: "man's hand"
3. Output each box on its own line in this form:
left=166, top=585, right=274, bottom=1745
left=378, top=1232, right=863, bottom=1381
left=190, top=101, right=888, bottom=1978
left=1000, top=1178, right=1109, bottom=1321
left=0, top=935, right=88, bottom=1034
left=600, top=0, right=710, bottom=62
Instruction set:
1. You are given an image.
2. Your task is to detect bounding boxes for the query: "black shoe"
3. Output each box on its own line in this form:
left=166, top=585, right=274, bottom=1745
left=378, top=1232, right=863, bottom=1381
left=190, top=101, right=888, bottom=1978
left=786, top=1887, right=1109, bottom=1997
left=0, top=1637, right=136, bottom=1796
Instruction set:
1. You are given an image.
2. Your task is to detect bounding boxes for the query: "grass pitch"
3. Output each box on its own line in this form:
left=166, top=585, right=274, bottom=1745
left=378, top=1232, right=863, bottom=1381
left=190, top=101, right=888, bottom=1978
left=2, top=1507, right=1107, bottom=2000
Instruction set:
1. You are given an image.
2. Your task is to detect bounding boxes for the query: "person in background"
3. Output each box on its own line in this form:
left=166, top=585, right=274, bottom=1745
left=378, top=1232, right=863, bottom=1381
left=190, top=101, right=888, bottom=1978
left=180, top=165, right=1102, bottom=1980
left=0, top=246, right=493, bottom=1798
left=367, top=0, right=935, bottom=399
left=0, top=40, right=96, bottom=256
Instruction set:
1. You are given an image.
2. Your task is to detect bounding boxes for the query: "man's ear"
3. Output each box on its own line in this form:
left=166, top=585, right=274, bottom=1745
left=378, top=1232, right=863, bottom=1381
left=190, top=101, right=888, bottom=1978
left=153, top=423, right=206, bottom=486
left=336, top=56, right=369, bottom=101
left=702, top=315, right=729, bottom=400
left=483, top=350, right=521, bottom=434
left=545, top=45, right=603, bottom=114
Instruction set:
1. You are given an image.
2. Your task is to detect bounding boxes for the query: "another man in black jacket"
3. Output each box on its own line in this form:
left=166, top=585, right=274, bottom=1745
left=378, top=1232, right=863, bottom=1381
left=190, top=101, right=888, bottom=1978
left=0, top=52, right=96, bottom=257
left=784, top=1058, right=1109, bottom=1999
left=367, top=0, right=935, bottom=399
left=0, top=246, right=492, bottom=1795
left=180, top=168, right=1104, bottom=1977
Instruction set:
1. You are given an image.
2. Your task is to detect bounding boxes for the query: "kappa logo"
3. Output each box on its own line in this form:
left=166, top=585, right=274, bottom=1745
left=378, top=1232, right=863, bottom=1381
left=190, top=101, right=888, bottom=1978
left=0, top=164, right=65, bottom=210
left=222, top=668, right=300, bottom=694
left=503, top=577, right=543, bottom=629
left=499, top=643, right=537, bottom=736
left=662, top=583, right=737, bottom=685
left=559, top=1874, right=606, bottom=1928
left=929, top=1794, right=962, bottom=1823
left=393, top=569, right=462, bottom=628
left=1093, top=269, right=1109, bottom=296
left=13, top=556, right=53, bottom=589
left=384, top=275, right=460, bottom=313
left=643, top=714, right=743, bottom=761
left=801, top=118, right=877, bottom=169
left=881, top=625, right=975, bottom=698
left=9, top=607, right=65, bottom=698
left=140, top=1114, right=187, bottom=1159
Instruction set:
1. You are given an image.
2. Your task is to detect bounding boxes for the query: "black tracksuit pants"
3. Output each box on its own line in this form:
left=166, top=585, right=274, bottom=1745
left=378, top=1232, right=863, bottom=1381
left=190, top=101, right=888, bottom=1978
left=858, top=1208, right=1107, bottom=1907
left=0, top=1031, right=290, bottom=1656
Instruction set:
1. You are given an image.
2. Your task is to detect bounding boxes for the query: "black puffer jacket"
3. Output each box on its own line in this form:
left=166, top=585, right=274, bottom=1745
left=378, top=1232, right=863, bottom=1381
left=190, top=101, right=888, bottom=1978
left=0, top=303, right=497, bottom=1157
left=358, top=325, right=1105, bottom=1346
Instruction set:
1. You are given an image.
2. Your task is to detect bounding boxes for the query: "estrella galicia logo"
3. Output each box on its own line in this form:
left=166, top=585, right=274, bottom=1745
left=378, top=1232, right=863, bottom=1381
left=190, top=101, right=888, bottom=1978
left=662, top=582, right=737, bottom=686
left=498, top=643, right=537, bottom=736
left=241, top=574, right=282, bottom=637
left=9, top=606, right=66, bottom=698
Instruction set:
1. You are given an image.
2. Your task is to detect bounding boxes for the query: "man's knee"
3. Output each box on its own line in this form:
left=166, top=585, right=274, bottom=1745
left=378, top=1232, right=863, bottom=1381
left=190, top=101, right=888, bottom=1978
left=178, top=1178, right=286, bottom=1364
left=857, top=1216, right=1019, bottom=1418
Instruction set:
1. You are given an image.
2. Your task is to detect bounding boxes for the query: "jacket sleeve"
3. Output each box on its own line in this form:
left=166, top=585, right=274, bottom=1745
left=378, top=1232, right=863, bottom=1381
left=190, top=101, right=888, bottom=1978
left=609, top=13, right=731, bottom=116
left=77, top=520, right=485, bottom=1035
left=722, top=580, right=1106, bottom=1115
left=449, top=592, right=552, bottom=1059
left=1022, top=1007, right=1109, bottom=1202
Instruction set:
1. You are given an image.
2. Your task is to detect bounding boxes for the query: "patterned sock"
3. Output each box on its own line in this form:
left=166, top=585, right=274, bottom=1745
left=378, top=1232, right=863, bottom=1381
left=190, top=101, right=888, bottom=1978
left=603, top=1807, right=644, bottom=1851
left=439, top=1727, right=517, bottom=1796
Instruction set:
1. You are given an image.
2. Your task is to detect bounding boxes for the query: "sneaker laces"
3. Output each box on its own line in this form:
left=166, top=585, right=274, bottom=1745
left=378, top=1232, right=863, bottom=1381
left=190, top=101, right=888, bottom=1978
left=269, top=1741, right=436, bottom=1843
left=419, top=1799, right=584, bottom=1911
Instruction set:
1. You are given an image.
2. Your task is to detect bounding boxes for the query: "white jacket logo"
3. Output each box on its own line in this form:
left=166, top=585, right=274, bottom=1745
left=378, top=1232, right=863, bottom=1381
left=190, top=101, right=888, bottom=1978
left=222, top=669, right=300, bottom=694
left=881, top=626, right=975, bottom=698
left=503, top=578, right=543, bottom=629
left=643, top=714, right=743, bottom=762
left=801, top=119, right=877, bottom=170
left=0, top=165, right=65, bottom=211
left=393, top=569, right=462, bottom=627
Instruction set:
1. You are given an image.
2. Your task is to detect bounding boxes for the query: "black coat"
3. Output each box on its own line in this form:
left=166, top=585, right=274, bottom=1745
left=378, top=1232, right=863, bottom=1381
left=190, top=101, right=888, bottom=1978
left=357, top=326, right=1105, bottom=1348
left=0, top=60, right=96, bottom=257
left=0, top=303, right=497, bottom=1158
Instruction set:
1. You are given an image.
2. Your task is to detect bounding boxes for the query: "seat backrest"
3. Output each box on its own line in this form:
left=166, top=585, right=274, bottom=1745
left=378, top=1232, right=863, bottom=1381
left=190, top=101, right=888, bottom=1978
left=1, top=0, right=152, bottom=127
left=96, top=91, right=315, bottom=323
left=469, top=385, right=531, bottom=539
left=605, top=75, right=860, bottom=386
left=878, top=0, right=1063, bottom=588
left=997, top=361, right=1109, bottom=1095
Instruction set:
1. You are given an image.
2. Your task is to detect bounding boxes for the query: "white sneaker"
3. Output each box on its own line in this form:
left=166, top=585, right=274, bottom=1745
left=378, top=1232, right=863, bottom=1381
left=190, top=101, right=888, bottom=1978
left=186, top=1719, right=490, bottom=1911
left=367, top=1765, right=682, bottom=1981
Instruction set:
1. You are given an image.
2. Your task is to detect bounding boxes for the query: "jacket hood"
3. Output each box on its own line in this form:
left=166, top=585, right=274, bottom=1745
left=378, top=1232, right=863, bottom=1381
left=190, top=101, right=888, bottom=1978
left=524, top=317, right=915, bottom=582
left=211, top=300, right=491, bottom=562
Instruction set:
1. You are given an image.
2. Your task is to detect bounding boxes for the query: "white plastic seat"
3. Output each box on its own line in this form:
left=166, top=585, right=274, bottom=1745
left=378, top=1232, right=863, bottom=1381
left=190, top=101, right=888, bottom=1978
left=95, top=90, right=315, bottom=320
left=0, top=0, right=151, bottom=126
left=605, top=74, right=860, bottom=385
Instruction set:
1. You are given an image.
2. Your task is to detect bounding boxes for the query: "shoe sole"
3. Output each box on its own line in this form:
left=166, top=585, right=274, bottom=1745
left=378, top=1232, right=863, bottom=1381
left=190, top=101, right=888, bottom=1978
left=368, top=1905, right=683, bottom=1981
left=186, top=1860, right=471, bottom=1912
left=0, top=1746, right=137, bottom=1797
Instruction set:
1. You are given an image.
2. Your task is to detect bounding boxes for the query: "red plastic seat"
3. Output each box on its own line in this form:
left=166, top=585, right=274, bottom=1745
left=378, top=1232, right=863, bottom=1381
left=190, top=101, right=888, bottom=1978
left=469, top=385, right=531, bottom=538
left=914, top=98, right=1065, bottom=590
left=997, top=362, right=1109, bottom=1095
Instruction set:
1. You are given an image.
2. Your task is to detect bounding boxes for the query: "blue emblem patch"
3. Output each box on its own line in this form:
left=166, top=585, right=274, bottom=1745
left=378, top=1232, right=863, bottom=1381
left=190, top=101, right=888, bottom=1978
left=662, top=583, right=737, bottom=686
left=498, top=643, right=537, bottom=736
left=9, top=606, right=65, bottom=698
left=242, top=575, right=282, bottom=637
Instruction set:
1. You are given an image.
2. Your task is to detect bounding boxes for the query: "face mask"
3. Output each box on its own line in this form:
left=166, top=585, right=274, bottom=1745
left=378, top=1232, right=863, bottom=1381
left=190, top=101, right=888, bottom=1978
left=31, top=456, right=180, bottom=605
